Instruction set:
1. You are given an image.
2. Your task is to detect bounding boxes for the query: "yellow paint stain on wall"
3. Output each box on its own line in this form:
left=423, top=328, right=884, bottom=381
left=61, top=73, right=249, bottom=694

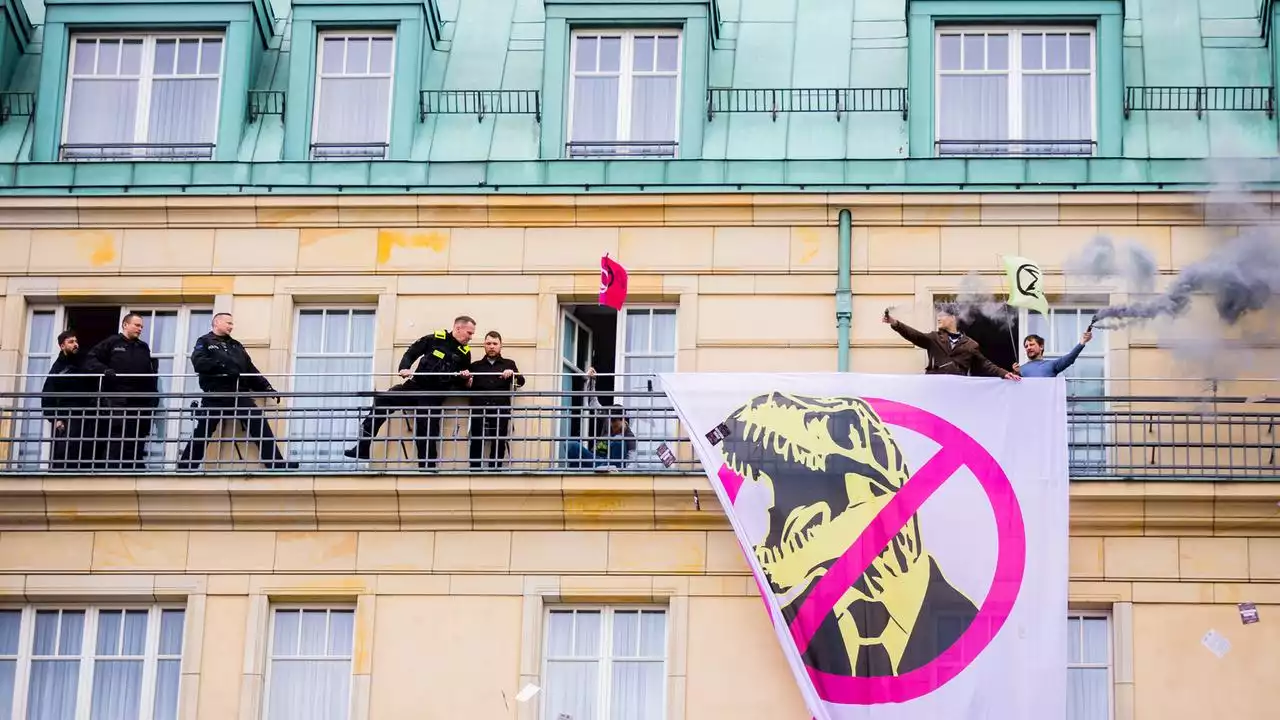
left=183, top=275, right=234, bottom=295
left=77, top=231, right=118, bottom=267
left=793, top=227, right=822, bottom=266
left=376, top=229, right=449, bottom=264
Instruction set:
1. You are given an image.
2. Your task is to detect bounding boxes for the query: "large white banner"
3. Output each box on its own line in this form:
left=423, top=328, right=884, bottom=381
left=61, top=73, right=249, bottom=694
left=660, top=373, right=1068, bottom=720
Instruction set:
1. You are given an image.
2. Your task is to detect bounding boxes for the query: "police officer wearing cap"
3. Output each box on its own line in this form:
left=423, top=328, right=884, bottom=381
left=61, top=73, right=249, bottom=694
left=345, top=315, right=474, bottom=469
left=177, top=312, right=298, bottom=471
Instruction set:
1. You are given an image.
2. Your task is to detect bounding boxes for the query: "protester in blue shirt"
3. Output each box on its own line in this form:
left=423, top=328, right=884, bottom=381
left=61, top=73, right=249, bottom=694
left=1014, top=330, right=1093, bottom=377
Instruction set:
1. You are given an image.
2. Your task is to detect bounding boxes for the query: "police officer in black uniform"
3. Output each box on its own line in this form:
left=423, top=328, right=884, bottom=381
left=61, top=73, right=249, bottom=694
left=177, top=313, right=298, bottom=471
left=344, top=315, right=475, bottom=469
left=41, top=330, right=100, bottom=470
left=83, top=313, right=160, bottom=470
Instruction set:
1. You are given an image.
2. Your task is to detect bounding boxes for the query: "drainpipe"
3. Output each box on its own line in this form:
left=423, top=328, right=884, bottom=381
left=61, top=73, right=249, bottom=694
left=836, top=208, right=852, bottom=372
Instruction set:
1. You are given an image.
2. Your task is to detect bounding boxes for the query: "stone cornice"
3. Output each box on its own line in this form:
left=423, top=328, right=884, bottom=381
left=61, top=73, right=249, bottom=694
left=1, top=476, right=1276, bottom=535
left=0, top=191, right=1252, bottom=229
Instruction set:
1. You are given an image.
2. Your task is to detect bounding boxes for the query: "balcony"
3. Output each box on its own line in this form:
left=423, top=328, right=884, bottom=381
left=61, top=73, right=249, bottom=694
left=58, top=143, right=216, bottom=161
left=565, top=141, right=678, bottom=159
left=310, top=143, right=389, bottom=161
left=935, top=139, right=1096, bottom=158
left=3, top=373, right=1278, bottom=480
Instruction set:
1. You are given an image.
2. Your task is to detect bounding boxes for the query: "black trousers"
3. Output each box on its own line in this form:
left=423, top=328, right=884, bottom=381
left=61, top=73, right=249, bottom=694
left=48, top=415, right=97, bottom=471
left=100, top=405, right=154, bottom=471
left=469, top=407, right=512, bottom=469
left=178, top=396, right=285, bottom=470
left=354, top=384, right=445, bottom=468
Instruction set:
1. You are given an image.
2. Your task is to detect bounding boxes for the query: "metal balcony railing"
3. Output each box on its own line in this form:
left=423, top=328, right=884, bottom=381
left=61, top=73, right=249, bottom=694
left=59, top=143, right=216, bottom=161
left=2, top=372, right=1279, bottom=479
left=935, top=139, right=1096, bottom=157
left=566, top=140, right=678, bottom=159
left=247, top=90, right=286, bottom=123
left=706, top=88, right=909, bottom=121
left=0, top=91, right=35, bottom=124
left=310, top=142, right=389, bottom=160
left=1124, top=86, right=1275, bottom=119
left=419, top=90, right=542, bottom=122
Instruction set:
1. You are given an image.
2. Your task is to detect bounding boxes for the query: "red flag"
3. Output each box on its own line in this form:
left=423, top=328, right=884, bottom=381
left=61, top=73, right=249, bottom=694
left=599, top=254, right=628, bottom=310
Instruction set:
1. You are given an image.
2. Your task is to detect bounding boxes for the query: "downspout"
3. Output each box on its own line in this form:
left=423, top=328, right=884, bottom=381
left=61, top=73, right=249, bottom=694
left=836, top=208, right=852, bottom=372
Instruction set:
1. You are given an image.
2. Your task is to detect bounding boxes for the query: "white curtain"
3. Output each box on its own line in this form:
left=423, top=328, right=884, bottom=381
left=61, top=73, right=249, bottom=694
left=291, top=311, right=375, bottom=468
left=152, top=610, right=185, bottom=720
left=267, top=610, right=353, bottom=720
left=148, top=78, right=219, bottom=146
left=315, top=78, right=391, bottom=152
left=65, top=80, right=138, bottom=147
left=1024, top=75, right=1092, bottom=153
left=1066, top=668, right=1108, bottom=720
left=543, top=610, right=666, bottom=720
left=571, top=77, right=620, bottom=143
left=1066, top=617, right=1110, bottom=720
left=1, top=610, right=19, bottom=720
left=938, top=75, right=1008, bottom=153
left=16, top=311, right=56, bottom=468
left=629, top=77, right=677, bottom=145
left=608, top=612, right=665, bottom=720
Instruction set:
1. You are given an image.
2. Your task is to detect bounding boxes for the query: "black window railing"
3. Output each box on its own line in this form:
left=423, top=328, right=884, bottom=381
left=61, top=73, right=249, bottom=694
left=247, top=90, right=286, bottom=123
left=310, top=142, right=389, bottom=160
left=59, top=143, right=216, bottom=161
left=706, top=87, right=908, bottom=121
left=935, top=139, right=1096, bottom=158
left=566, top=140, right=678, bottom=159
left=419, top=89, right=541, bottom=122
left=1124, top=86, right=1275, bottom=119
left=0, top=91, right=35, bottom=124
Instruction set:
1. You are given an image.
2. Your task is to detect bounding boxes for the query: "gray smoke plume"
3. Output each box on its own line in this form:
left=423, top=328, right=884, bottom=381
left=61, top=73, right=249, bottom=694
left=953, top=273, right=1014, bottom=327
left=1091, top=226, right=1280, bottom=328
left=1065, top=236, right=1159, bottom=294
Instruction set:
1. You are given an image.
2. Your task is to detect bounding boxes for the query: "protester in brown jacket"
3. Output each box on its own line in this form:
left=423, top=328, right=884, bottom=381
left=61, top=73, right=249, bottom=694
left=883, top=305, right=1020, bottom=381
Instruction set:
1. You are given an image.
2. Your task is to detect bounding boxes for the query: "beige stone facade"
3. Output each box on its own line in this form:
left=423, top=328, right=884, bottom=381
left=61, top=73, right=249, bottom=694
left=1, top=193, right=1278, bottom=719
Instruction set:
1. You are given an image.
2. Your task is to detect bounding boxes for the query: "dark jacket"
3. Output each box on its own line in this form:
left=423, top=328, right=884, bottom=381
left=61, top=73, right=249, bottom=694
left=190, top=331, right=274, bottom=394
left=41, top=352, right=98, bottom=420
left=889, top=320, right=1007, bottom=378
left=467, top=355, right=525, bottom=407
left=399, top=330, right=472, bottom=391
left=83, top=334, right=160, bottom=406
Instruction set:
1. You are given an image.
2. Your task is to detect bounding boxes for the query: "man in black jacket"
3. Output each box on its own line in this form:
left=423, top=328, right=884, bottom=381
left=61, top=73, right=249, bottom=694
left=83, top=313, right=160, bottom=470
left=177, top=313, right=298, bottom=471
left=344, top=315, right=474, bottom=469
left=41, top=330, right=100, bottom=470
left=466, top=331, right=525, bottom=469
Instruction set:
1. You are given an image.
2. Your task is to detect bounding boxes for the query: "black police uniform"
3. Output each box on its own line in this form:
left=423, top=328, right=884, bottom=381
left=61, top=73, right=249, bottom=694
left=466, top=354, right=524, bottom=469
left=345, top=329, right=472, bottom=468
left=178, top=331, right=295, bottom=471
left=41, top=351, right=100, bottom=470
left=83, top=333, right=159, bottom=470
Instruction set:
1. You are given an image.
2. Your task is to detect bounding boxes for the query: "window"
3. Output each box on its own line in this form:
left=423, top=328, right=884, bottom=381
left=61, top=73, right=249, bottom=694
left=264, top=608, right=355, bottom=720
left=0, top=606, right=184, bottom=720
left=568, top=31, right=681, bottom=158
left=935, top=27, right=1095, bottom=156
left=126, top=307, right=215, bottom=466
left=14, top=311, right=60, bottom=468
left=542, top=608, right=667, bottom=720
left=62, top=35, right=223, bottom=161
left=1025, top=307, right=1106, bottom=472
left=290, top=308, right=376, bottom=467
left=1067, top=614, right=1111, bottom=720
left=312, top=33, right=395, bottom=160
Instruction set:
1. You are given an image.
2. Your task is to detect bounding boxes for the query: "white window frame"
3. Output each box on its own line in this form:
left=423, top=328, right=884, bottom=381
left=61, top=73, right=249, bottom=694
left=15, top=308, right=66, bottom=467
left=310, top=31, right=397, bottom=160
left=288, top=306, right=378, bottom=466
left=539, top=605, right=669, bottom=720
left=566, top=29, right=684, bottom=158
left=61, top=33, right=225, bottom=159
left=1067, top=611, right=1114, bottom=720
left=0, top=604, right=185, bottom=720
left=261, top=605, right=356, bottom=720
left=934, top=25, right=1097, bottom=155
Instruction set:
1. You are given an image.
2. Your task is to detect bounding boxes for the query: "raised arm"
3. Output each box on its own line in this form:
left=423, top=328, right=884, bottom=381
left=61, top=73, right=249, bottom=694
left=887, top=318, right=934, bottom=349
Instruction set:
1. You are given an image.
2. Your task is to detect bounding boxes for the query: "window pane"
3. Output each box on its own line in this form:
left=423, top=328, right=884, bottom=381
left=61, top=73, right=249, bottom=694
left=59, top=612, right=84, bottom=656
left=350, top=311, right=376, bottom=354
left=296, top=313, right=324, bottom=354
left=274, top=610, right=301, bottom=657
left=322, top=38, right=345, bottom=73
left=609, top=661, right=664, bottom=720
left=1022, top=33, right=1043, bottom=70
left=73, top=39, right=97, bottom=74
left=1082, top=617, right=1109, bottom=663
left=28, top=660, right=80, bottom=720
left=656, top=37, right=679, bottom=71
left=34, top=611, right=59, bottom=655
left=544, top=661, right=598, bottom=720
left=370, top=38, right=394, bottom=73
left=159, top=610, right=185, bottom=655
left=0, top=611, right=18, bottom=654
left=89, top=660, right=143, bottom=720
left=987, top=34, right=1008, bottom=70
left=122, top=610, right=148, bottom=655
left=66, top=79, right=139, bottom=145
left=938, top=75, right=1008, bottom=141
left=266, top=660, right=352, bottom=720
left=1067, top=667, right=1109, bottom=720
left=547, top=611, right=575, bottom=656
left=570, top=76, right=620, bottom=142
left=98, top=40, right=121, bottom=75
left=599, top=37, right=621, bottom=72
left=328, top=611, right=354, bottom=656
left=962, top=34, right=984, bottom=70
left=176, top=39, right=200, bottom=74
left=154, top=40, right=176, bottom=74
left=315, top=76, right=392, bottom=144
left=346, top=38, right=369, bottom=74
left=1069, top=33, right=1091, bottom=70
left=639, top=612, right=666, bottom=656
left=323, top=312, right=350, bottom=354
left=575, top=37, right=597, bottom=71
left=633, top=36, right=654, bottom=72
left=1023, top=75, right=1091, bottom=143
left=96, top=610, right=122, bottom=655
left=200, top=39, right=223, bottom=74
left=612, top=611, right=639, bottom=657
left=120, top=40, right=143, bottom=75
left=0, top=659, right=14, bottom=720
left=630, top=76, right=678, bottom=142
left=625, top=312, right=651, bottom=354
left=298, top=611, right=328, bottom=656
left=939, top=34, right=961, bottom=70
left=1045, top=33, right=1068, bottom=70
left=651, top=311, right=676, bottom=354
left=574, top=611, right=601, bottom=656
left=1067, top=617, right=1081, bottom=662
left=152, top=659, right=181, bottom=720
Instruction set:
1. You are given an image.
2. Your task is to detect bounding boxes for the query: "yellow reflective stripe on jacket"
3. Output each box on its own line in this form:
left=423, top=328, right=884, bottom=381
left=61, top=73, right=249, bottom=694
left=434, top=329, right=447, bottom=338
left=432, top=349, right=446, bottom=359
